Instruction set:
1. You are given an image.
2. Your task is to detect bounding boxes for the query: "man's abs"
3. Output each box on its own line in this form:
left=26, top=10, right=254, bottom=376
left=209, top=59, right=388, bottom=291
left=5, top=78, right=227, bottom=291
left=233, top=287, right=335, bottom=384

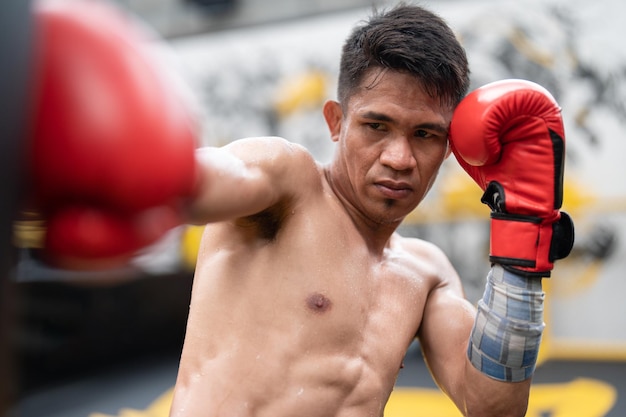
left=170, top=343, right=392, bottom=417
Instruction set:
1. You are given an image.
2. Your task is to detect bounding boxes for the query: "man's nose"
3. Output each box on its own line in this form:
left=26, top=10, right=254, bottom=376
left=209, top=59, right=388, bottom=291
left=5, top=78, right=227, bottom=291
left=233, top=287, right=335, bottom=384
left=379, top=136, right=417, bottom=171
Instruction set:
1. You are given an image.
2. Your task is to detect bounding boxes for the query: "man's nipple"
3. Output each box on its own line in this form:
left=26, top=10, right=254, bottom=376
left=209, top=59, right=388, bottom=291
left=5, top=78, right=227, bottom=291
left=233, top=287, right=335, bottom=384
left=306, top=292, right=332, bottom=313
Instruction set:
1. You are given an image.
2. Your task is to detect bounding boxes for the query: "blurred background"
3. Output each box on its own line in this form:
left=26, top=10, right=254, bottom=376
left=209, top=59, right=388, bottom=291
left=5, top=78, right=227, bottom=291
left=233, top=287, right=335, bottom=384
left=3, top=0, right=626, bottom=416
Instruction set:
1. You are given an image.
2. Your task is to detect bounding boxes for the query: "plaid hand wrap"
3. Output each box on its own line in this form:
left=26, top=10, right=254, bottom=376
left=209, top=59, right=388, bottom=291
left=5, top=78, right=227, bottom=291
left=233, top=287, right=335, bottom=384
left=467, top=265, right=545, bottom=382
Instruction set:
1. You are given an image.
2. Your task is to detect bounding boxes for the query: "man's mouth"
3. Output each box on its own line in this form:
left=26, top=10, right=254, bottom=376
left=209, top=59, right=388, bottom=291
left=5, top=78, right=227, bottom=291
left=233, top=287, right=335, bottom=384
left=375, top=180, right=413, bottom=199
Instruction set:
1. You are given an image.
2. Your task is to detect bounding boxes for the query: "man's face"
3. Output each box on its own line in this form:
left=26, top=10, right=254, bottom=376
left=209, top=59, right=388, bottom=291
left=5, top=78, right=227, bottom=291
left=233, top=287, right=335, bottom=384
left=324, top=69, right=454, bottom=225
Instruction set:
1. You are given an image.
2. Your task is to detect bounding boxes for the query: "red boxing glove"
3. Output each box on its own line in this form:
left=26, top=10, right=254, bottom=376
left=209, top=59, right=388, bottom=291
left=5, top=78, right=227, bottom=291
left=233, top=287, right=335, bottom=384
left=449, top=79, right=574, bottom=277
left=29, top=0, right=198, bottom=266
left=45, top=205, right=180, bottom=270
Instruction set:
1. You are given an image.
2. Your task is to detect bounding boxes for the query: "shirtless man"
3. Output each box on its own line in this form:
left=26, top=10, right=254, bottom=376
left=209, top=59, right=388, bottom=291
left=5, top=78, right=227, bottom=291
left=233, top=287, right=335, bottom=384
left=166, top=4, right=575, bottom=416
left=30, top=3, right=574, bottom=417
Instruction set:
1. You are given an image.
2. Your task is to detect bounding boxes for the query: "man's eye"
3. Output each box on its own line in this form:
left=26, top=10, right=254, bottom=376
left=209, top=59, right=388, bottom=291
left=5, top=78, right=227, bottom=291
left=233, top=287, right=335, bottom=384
left=415, top=129, right=434, bottom=138
left=368, top=123, right=385, bottom=131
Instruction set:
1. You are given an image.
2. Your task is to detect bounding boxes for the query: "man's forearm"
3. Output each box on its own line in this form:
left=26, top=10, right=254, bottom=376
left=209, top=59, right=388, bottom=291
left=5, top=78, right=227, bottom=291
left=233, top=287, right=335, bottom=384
left=468, top=264, right=545, bottom=382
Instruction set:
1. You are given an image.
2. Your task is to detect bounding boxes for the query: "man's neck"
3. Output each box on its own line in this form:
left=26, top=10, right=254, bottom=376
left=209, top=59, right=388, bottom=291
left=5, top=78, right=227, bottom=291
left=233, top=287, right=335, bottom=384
left=323, top=166, right=401, bottom=255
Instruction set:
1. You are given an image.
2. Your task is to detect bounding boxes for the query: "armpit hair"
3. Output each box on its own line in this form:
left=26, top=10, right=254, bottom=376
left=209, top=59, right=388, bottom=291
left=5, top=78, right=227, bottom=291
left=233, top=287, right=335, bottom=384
left=235, top=198, right=292, bottom=241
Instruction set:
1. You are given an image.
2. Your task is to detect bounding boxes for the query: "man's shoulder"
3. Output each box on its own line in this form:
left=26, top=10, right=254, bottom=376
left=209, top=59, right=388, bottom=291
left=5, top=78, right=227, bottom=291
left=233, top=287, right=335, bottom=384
left=391, top=233, right=459, bottom=284
left=230, top=136, right=316, bottom=165
left=393, top=233, right=446, bottom=260
left=262, top=136, right=322, bottom=177
left=234, top=135, right=324, bottom=192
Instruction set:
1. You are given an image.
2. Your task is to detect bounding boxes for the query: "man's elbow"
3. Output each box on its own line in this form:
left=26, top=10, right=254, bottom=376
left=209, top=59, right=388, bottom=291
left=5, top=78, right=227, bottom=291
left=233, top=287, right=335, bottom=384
left=463, top=393, right=529, bottom=417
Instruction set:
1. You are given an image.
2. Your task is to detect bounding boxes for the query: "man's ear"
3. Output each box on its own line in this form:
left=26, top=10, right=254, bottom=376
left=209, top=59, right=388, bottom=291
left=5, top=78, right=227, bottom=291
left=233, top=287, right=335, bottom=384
left=445, top=140, right=453, bottom=159
left=323, top=100, right=343, bottom=142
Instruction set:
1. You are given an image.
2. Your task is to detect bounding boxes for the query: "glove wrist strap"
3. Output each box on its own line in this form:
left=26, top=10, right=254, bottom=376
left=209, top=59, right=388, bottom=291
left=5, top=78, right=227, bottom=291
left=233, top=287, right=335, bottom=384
left=489, top=211, right=575, bottom=278
left=489, top=213, right=553, bottom=277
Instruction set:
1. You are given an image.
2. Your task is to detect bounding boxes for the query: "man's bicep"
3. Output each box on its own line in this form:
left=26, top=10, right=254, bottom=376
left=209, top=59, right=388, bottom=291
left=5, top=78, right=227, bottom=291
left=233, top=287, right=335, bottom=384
left=186, top=137, right=310, bottom=224
left=418, top=281, right=476, bottom=401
